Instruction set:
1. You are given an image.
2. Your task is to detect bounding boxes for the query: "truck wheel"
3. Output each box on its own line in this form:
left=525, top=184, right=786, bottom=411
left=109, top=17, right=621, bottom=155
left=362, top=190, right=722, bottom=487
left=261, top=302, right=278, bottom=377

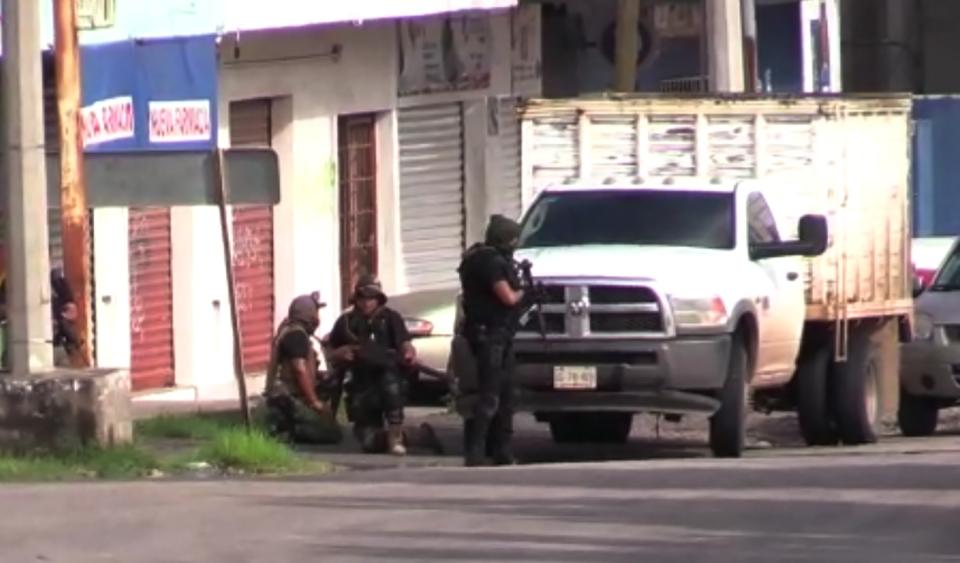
left=833, top=329, right=881, bottom=445
left=709, top=340, right=748, bottom=458
left=898, top=388, right=939, bottom=437
left=796, top=345, right=839, bottom=446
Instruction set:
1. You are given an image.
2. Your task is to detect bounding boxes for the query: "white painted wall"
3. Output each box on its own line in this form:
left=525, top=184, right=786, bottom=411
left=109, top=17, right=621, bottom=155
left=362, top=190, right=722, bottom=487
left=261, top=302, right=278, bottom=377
left=92, top=208, right=130, bottom=370
left=167, top=9, right=534, bottom=398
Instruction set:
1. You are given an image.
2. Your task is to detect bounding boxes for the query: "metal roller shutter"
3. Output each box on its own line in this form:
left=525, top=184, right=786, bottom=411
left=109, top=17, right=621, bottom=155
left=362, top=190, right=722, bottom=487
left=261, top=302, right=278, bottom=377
left=497, top=97, right=523, bottom=220
left=128, top=208, right=174, bottom=390
left=398, top=104, right=465, bottom=291
left=43, top=67, right=64, bottom=267
left=230, top=99, right=275, bottom=373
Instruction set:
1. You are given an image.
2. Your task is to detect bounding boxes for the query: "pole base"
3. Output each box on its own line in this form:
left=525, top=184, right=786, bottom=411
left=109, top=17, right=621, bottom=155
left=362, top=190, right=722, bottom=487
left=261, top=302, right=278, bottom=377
left=0, top=368, right=132, bottom=451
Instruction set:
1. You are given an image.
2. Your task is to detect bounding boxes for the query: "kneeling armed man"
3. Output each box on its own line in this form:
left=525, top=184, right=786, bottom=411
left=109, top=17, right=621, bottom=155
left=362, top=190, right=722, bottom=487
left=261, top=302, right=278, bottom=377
left=327, top=275, right=422, bottom=456
left=263, top=294, right=342, bottom=444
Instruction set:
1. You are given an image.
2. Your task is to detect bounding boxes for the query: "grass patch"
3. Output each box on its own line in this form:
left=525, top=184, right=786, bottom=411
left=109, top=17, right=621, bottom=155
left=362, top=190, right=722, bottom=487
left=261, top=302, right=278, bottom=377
left=136, top=412, right=250, bottom=441
left=0, top=408, right=334, bottom=481
left=194, top=427, right=304, bottom=475
left=0, top=445, right=164, bottom=482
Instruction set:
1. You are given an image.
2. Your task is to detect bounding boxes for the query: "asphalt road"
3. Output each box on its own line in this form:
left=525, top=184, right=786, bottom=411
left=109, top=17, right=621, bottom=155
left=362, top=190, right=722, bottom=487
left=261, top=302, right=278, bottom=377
left=3, top=435, right=960, bottom=563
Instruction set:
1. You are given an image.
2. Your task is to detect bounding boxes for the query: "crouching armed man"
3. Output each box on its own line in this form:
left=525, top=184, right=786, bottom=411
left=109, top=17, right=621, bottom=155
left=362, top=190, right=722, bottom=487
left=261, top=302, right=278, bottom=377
left=327, top=275, right=442, bottom=456
left=263, top=293, right=343, bottom=444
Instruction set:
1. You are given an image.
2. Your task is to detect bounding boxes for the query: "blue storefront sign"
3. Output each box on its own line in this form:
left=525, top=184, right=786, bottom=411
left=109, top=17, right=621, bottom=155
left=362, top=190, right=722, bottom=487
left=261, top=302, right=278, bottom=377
left=80, top=34, right=218, bottom=152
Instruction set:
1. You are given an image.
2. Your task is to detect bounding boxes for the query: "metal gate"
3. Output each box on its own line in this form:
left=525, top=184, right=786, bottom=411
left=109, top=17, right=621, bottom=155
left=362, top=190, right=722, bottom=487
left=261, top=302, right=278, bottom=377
left=229, top=98, right=275, bottom=373
left=43, top=64, right=64, bottom=268
left=128, top=208, right=175, bottom=390
left=398, top=104, right=465, bottom=291
left=338, top=114, right=378, bottom=307
left=496, top=97, right=523, bottom=220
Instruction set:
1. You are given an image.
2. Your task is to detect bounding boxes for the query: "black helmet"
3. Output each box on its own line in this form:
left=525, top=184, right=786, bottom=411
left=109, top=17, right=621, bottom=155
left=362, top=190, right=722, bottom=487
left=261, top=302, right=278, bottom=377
left=484, top=214, right=522, bottom=252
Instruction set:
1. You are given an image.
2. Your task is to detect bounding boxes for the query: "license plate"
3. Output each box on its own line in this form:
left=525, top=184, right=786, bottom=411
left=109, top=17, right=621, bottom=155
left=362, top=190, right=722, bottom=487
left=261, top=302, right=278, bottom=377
left=553, top=366, right=597, bottom=390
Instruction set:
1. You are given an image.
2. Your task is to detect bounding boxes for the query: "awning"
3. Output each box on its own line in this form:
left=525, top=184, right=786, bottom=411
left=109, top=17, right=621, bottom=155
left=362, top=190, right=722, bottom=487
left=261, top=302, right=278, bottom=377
left=221, top=0, right=517, bottom=32
left=80, top=35, right=218, bottom=152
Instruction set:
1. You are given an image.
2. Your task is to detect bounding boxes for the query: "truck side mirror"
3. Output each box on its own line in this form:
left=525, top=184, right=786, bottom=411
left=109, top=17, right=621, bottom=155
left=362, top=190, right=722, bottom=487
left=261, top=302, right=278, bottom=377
left=750, top=214, right=829, bottom=260
left=797, top=214, right=829, bottom=257
left=913, top=275, right=926, bottom=298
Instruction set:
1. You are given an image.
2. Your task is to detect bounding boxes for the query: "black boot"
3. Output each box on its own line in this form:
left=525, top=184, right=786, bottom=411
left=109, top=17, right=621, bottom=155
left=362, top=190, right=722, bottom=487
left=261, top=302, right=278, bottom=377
left=489, top=415, right=517, bottom=466
left=463, top=418, right=490, bottom=467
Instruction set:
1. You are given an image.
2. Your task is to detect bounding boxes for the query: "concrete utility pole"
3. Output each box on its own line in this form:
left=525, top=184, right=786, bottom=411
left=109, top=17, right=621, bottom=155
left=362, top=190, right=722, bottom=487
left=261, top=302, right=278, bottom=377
left=54, top=0, right=93, bottom=367
left=614, top=0, right=641, bottom=92
left=2, top=0, right=55, bottom=372
left=707, top=0, right=746, bottom=92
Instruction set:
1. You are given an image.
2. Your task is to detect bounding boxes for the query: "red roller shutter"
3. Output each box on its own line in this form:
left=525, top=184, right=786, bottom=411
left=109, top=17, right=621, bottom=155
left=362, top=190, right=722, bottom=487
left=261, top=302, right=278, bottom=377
left=230, top=99, right=275, bottom=373
left=129, top=208, right=175, bottom=390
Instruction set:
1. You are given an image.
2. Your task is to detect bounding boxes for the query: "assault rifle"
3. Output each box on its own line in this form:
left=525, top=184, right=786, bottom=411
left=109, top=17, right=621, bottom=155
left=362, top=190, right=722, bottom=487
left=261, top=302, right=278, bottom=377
left=324, top=337, right=452, bottom=384
left=516, top=259, right=547, bottom=339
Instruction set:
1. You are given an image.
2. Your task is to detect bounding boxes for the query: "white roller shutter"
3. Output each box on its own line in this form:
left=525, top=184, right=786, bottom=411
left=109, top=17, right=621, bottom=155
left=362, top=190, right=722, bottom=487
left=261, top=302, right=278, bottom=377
left=497, top=97, right=523, bottom=220
left=398, top=104, right=465, bottom=291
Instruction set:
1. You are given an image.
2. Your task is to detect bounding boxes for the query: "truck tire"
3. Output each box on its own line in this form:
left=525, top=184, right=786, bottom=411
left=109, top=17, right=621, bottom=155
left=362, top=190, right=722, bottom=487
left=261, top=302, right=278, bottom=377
left=898, top=388, right=939, bottom=437
left=833, top=328, right=881, bottom=445
left=796, top=345, right=839, bottom=446
left=709, top=340, right=748, bottom=458
left=548, top=413, right=633, bottom=444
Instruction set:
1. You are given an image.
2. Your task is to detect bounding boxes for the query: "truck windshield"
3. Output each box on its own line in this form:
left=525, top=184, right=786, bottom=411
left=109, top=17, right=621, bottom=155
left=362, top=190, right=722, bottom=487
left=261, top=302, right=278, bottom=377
left=930, top=243, right=960, bottom=292
left=519, top=190, right=736, bottom=250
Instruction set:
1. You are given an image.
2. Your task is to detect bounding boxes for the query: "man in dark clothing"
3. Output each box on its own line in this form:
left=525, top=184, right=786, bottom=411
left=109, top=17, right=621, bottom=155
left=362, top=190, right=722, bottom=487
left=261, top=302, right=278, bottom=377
left=0, top=267, right=80, bottom=367
left=456, top=214, right=528, bottom=467
left=263, top=293, right=342, bottom=444
left=50, top=268, right=81, bottom=365
left=327, top=275, right=418, bottom=456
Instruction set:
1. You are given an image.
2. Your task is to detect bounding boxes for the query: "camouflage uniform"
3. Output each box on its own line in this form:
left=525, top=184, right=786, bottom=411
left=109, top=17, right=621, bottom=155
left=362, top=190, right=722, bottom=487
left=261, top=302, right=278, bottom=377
left=263, top=297, right=343, bottom=445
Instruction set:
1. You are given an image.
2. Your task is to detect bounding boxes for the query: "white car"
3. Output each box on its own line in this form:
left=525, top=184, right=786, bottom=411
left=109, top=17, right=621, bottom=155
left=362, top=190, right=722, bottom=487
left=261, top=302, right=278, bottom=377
left=389, top=288, right=459, bottom=393
left=900, top=237, right=960, bottom=436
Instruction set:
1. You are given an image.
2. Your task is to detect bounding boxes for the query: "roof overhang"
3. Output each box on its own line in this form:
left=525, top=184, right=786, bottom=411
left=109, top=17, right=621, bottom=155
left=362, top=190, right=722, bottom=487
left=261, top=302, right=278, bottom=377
left=222, top=0, right=517, bottom=33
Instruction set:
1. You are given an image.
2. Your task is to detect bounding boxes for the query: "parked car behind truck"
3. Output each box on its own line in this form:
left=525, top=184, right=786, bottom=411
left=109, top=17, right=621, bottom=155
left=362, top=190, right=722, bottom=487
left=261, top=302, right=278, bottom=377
left=511, top=95, right=914, bottom=457
left=899, top=237, right=960, bottom=436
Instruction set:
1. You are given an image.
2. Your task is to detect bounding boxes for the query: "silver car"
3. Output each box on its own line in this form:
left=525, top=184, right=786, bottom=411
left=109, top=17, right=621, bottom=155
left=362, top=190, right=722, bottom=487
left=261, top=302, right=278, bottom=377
left=389, top=288, right=459, bottom=392
left=900, top=236, right=960, bottom=436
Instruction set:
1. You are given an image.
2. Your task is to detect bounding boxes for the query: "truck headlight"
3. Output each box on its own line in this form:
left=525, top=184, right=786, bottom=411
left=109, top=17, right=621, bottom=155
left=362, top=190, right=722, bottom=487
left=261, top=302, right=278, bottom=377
left=913, top=313, right=935, bottom=342
left=670, top=296, right=728, bottom=329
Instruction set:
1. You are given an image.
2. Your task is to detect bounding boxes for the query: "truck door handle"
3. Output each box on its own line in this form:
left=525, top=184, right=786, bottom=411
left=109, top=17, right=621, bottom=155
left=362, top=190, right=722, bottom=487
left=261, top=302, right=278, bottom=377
left=787, top=272, right=799, bottom=281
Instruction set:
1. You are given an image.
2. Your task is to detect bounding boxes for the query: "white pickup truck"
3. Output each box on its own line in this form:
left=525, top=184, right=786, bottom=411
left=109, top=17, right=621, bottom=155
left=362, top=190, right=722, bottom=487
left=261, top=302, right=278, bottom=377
left=512, top=95, right=914, bottom=457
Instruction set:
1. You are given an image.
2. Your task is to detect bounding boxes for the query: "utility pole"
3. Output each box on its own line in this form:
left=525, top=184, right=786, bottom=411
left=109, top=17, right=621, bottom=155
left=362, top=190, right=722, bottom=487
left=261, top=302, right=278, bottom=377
left=2, top=0, right=55, bottom=372
left=614, top=0, right=641, bottom=92
left=54, top=0, right=93, bottom=367
left=707, top=0, right=746, bottom=92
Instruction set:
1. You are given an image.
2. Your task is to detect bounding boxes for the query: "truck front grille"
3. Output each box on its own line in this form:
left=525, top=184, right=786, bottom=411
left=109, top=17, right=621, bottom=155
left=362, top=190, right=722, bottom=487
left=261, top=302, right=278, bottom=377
left=590, top=312, right=664, bottom=333
left=589, top=286, right=658, bottom=304
left=517, top=282, right=667, bottom=338
left=519, top=312, right=566, bottom=335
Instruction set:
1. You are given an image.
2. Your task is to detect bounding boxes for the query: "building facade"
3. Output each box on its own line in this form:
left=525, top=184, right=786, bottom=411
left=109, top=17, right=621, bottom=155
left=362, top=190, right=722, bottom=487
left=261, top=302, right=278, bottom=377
left=102, top=3, right=541, bottom=398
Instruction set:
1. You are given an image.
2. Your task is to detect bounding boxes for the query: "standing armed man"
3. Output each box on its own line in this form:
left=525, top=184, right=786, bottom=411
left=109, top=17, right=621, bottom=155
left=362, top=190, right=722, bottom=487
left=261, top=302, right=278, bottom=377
left=456, top=214, right=529, bottom=467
